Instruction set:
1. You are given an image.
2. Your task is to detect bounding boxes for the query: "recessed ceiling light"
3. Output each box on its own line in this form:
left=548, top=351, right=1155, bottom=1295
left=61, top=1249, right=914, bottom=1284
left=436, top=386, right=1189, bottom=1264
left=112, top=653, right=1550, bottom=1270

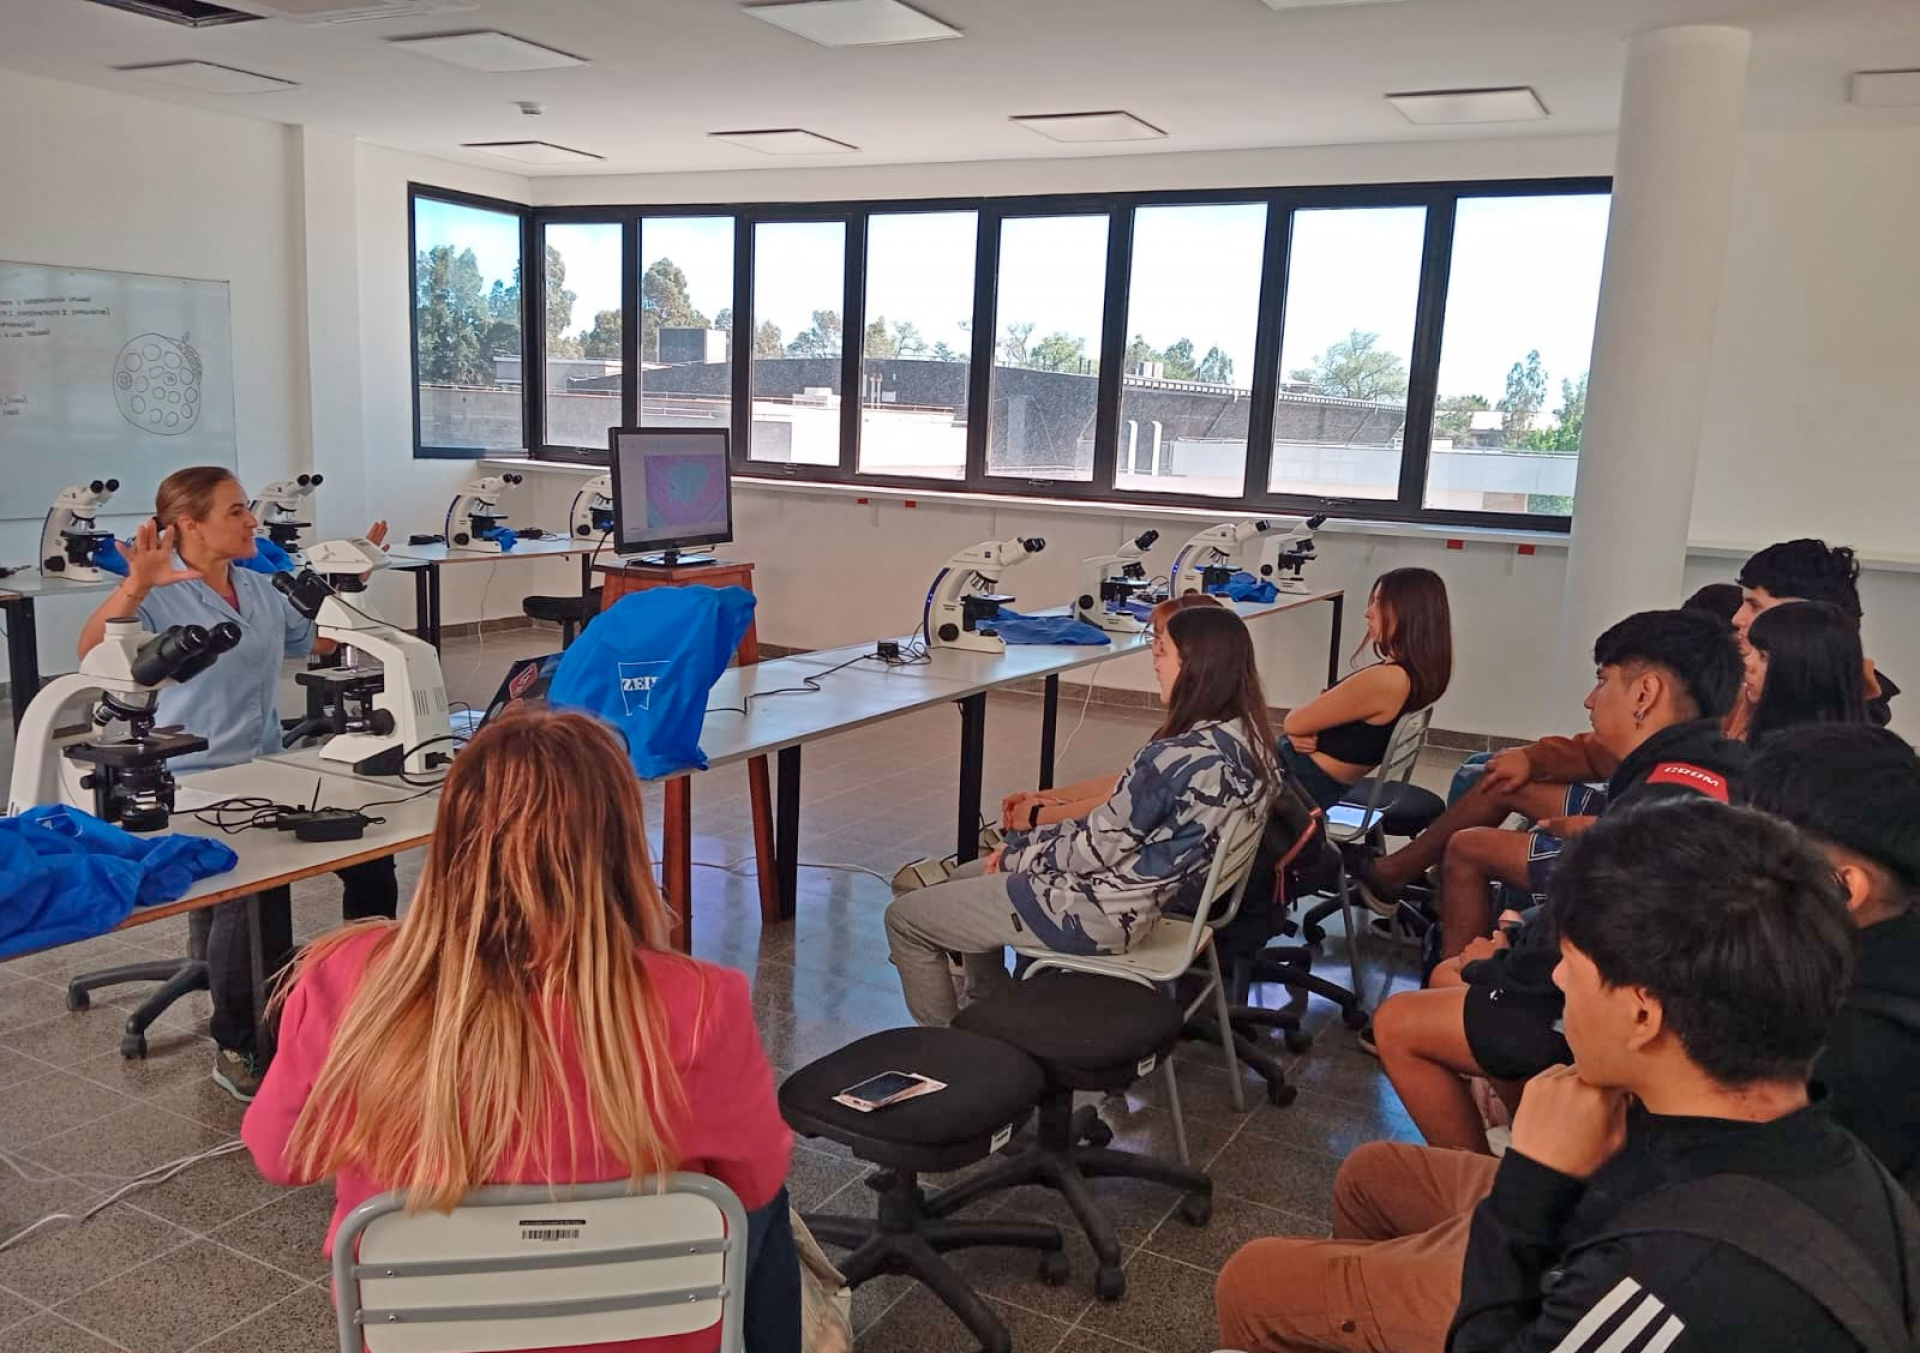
left=462, top=140, right=604, bottom=165
left=1011, top=110, right=1167, bottom=143
left=743, top=0, right=959, bottom=47
left=389, top=30, right=587, bottom=72
left=1259, top=0, right=1407, bottom=8
left=117, top=60, right=298, bottom=93
left=1851, top=70, right=1920, bottom=107
left=709, top=128, right=859, bottom=155
left=1386, top=86, right=1547, bottom=125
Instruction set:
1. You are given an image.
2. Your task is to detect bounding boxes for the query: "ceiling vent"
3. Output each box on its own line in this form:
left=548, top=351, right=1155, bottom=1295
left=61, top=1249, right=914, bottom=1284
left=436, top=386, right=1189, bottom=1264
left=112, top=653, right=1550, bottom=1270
left=83, top=0, right=263, bottom=28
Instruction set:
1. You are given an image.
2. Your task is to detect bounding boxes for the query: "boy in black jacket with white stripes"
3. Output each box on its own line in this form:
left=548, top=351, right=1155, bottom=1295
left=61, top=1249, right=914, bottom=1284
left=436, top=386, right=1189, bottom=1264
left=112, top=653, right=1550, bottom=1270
left=1448, top=800, right=1916, bottom=1352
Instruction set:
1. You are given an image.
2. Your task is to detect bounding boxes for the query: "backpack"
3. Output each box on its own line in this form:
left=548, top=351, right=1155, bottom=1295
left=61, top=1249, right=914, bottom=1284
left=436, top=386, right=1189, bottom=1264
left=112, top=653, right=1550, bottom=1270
left=1567, top=1160, right=1920, bottom=1352
left=1837, top=991, right=1920, bottom=1199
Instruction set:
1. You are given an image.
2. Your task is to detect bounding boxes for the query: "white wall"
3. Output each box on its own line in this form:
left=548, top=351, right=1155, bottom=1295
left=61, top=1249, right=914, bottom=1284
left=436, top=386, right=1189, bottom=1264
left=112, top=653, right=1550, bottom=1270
left=0, top=68, right=306, bottom=665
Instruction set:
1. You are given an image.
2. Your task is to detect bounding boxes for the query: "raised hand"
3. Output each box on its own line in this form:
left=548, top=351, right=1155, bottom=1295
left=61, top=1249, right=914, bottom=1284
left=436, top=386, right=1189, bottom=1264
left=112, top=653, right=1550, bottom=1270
left=123, top=521, right=202, bottom=595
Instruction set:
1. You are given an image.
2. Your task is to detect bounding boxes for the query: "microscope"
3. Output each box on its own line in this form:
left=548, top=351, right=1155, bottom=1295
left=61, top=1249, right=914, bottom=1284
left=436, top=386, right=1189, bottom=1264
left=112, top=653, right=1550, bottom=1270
left=249, top=473, right=323, bottom=562
left=1168, top=519, right=1274, bottom=597
left=39, top=479, right=122, bottom=582
left=274, top=539, right=452, bottom=776
left=571, top=474, right=614, bottom=539
left=7, top=617, right=240, bottom=829
left=1250, top=514, right=1327, bottom=593
left=1076, top=530, right=1160, bottom=634
left=445, top=473, right=525, bottom=552
left=924, top=536, right=1046, bottom=653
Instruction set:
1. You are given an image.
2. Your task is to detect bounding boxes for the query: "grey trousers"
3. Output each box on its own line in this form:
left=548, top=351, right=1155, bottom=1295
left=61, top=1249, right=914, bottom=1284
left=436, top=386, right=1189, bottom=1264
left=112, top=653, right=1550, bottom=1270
left=884, top=857, right=1023, bottom=1026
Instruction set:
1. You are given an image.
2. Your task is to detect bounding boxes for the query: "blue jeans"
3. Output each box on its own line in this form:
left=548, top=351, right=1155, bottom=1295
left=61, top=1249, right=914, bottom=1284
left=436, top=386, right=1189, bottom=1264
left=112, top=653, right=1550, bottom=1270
left=744, top=1187, right=801, bottom=1353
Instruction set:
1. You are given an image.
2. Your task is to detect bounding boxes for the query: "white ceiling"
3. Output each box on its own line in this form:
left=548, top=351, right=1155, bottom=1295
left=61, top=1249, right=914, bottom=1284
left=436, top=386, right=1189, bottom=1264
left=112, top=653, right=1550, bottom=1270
left=5, top=0, right=1919, bottom=178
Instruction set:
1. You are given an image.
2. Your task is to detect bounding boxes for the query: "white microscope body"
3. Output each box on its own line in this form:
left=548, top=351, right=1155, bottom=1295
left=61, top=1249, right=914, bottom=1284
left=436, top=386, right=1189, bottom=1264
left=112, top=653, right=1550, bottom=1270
left=277, top=540, right=451, bottom=776
left=924, top=536, right=1047, bottom=654
left=1075, top=530, right=1160, bottom=634
left=1168, top=519, right=1273, bottom=597
left=8, top=616, right=238, bottom=824
left=445, top=472, right=524, bottom=552
left=1250, top=514, right=1327, bottom=594
left=571, top=474, right=615, bottom=539
left=40, top=478, right=122, bottom=583
left=250, top=473, right=323, bottom=564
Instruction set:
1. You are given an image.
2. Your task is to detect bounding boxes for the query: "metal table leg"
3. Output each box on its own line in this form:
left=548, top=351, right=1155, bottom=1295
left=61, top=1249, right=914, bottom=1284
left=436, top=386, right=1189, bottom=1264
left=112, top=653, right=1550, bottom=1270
left=775, top=747, right=801, bottom=919
left=956, top=693, right=987, bottom=863
left=247, top=884, right=295, bottom=1067
left=4, top=596, right=38, bottom=733
left=1326, top=592, right=1345, bottom=689
left=1038, top=674, right=1059, bottom=791
left=663, top=777, right=693, bottom=952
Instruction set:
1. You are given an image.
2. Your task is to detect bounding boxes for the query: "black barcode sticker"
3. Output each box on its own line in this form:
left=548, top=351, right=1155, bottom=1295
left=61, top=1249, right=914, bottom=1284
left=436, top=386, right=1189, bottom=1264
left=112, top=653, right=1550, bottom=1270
left=1137, top=1054, right=1156, bottom=1076
left=520, top=1219, right=586, bottom=1243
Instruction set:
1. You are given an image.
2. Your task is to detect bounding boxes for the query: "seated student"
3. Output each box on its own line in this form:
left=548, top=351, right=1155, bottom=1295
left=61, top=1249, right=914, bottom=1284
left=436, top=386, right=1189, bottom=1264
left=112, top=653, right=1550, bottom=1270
left=1733, top=536, right=1899, bottom=733
left=1749, top=723, right=1920, bottom=1190
left=999, top=592, right=1222, bottom=832
left=243, top=710, right=799, bottom=1352
left=1743, top=599, right=1870, bottom=740
left=1277, top=567, right=1451, bottom=810
left=886, top=606, right=1278, bottom=1026
left=1441, top=581, right=1741, bottom=806
left=1219, top=799, right=1913, bottom=1353
left=1367, top=610, right=1747, bottom=1151
left=1380, top=608, right=1744, bottom=965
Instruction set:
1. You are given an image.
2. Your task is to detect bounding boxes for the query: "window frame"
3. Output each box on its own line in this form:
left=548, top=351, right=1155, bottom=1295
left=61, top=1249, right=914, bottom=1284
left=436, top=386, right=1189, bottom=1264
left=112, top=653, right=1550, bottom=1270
left=493, top=176, right=1612, bottom=529
left=407, top=183, right=534, bottom=461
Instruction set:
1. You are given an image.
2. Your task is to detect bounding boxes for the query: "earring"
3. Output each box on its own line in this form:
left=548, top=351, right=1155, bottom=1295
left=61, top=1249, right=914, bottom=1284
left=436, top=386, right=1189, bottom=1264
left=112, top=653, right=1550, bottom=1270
left=1634, top=707, right=1646, bottom=726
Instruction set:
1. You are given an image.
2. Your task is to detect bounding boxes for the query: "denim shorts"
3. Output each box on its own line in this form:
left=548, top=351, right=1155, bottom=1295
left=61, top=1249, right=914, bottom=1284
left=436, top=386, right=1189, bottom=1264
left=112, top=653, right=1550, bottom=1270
left=1277, top=739, right=1356, bottom=812
left=1524, top=783, right=1610, bottom=900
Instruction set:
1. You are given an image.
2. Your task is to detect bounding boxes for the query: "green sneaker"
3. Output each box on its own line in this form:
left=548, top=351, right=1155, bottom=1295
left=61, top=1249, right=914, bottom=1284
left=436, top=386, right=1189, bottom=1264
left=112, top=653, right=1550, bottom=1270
left=212, top=1047, right=263, bottom=1103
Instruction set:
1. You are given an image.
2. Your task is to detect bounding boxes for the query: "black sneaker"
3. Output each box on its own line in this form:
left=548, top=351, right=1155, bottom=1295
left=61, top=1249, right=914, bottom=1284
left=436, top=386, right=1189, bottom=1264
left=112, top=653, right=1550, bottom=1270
left=212, top=1047, right=263, bottom=1103
left=1348, top=850, right=1402, bottom=918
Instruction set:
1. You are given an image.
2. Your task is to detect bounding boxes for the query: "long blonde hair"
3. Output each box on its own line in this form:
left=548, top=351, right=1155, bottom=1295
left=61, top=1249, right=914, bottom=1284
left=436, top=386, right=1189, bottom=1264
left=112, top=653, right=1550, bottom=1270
left=282, top=709, right=689, bottom=1212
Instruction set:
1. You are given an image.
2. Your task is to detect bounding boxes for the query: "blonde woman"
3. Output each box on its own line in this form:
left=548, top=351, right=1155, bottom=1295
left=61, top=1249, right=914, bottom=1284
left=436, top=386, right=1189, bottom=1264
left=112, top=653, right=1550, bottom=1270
left=242, top=710, right=799, bottom=1353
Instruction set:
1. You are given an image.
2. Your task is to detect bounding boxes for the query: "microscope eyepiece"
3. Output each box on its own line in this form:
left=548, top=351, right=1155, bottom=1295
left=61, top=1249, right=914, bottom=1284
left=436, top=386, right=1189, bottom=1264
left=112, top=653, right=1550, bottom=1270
left=1133, top=530, right=1159, bottom=550
left=106, top=478, right=120, bottom=492
left=1019, top=537, right=1045, bottom=553
left=130, top=622, right=241, bottom=686
left=89, top=479, right=107, bottom=493
left=504, top=472, right=524, bottom=485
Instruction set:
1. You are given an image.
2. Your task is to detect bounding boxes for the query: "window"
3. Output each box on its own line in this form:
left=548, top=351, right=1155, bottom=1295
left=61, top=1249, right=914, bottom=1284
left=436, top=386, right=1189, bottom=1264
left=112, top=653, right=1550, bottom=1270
left=1271, top=206, right=1427, bottom=500
left=859, top=211, right=978, bottom=480
left=639, top=215, right=734, bottom=434
left=750, top=220, right=847, bottom=467
left=988, top=214, right=1110, bottom=482
left=1116, top=202, right=1267, bottom=497
left=412, top=191, right=524, bottom=455
left=541, top=222, right=623, bottom=451
left=1425, top=193, right=1611, bottom=515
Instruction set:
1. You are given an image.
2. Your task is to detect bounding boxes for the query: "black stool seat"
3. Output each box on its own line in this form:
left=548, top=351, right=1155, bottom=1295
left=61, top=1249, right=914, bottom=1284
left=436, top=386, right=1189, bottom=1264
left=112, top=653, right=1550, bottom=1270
left=1341, top=779, right=1446, bottom=837
left=782, top=1029, right=1064, bottom=1353
left=781, top=1027, right=1045, bottom=1172
left=953, top=972, right=1184, bottom=1090
left=943, top=974, right=1212, bottom=1301
left=522, top=592, right=600, bottom=623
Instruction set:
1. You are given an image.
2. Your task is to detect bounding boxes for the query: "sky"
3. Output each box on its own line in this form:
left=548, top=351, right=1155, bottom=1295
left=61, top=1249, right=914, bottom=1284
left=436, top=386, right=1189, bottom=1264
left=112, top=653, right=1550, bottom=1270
left=416, top=192, right=1612, bottom=406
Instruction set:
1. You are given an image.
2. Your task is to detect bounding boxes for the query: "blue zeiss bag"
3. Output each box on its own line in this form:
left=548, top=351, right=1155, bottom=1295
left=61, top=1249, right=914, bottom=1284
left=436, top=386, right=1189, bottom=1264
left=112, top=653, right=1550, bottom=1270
left=549, top=586, right=756, bottom=778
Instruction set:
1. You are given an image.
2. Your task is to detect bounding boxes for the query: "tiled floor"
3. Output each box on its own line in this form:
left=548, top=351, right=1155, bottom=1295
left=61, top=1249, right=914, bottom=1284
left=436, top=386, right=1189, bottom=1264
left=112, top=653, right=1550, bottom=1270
left=0, top=628, right=1451, bottom=1353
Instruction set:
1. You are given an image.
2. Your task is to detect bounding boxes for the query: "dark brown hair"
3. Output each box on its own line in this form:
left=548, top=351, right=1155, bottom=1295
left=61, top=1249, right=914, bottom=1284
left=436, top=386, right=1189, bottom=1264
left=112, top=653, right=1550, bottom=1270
left=1365, top=568, right=1452, bottom=712
left=155, top=466, right=240, bottom=530
left=1157, top=607, right=1280, bottom=794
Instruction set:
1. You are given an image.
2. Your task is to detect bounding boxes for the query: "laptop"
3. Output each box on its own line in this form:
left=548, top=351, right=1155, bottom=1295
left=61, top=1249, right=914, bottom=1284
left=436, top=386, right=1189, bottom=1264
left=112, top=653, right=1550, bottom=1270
left=452, top=653, right=564, bottom=740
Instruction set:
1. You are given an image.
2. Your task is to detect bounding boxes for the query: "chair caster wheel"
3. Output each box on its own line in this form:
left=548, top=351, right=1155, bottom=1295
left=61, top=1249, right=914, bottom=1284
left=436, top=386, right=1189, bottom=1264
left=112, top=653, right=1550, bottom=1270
left=1038, top=1250, right=1070, bottom=1286
left=1266, top=1081, right=1298, bottom=1108
left=120, top=1033, right=148, bottom=1060
left=1094, top=1264, right=1127, bottom=1301
left=1178, top=1193, right=1212, bottom=1226
left=1302, top=924, right=1326, bottom=946
left=66, top=987, right=90, bottom=1012
left=1081, top=1118, right=1114, bottom=1149
left=1284, top=1028, right=1314, bottom=1054
left=1342, top=1006, right=1371, bottom=1030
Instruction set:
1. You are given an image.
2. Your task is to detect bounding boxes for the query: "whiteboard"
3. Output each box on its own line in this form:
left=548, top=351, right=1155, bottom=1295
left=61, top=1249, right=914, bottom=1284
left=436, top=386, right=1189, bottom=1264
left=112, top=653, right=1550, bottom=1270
left=0, top=260, right=237, bottom=523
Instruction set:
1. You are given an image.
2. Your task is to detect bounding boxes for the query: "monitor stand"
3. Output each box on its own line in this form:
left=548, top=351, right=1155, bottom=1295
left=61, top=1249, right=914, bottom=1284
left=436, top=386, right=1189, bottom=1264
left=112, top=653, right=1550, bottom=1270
left=628, top=549, right=717, bottom=568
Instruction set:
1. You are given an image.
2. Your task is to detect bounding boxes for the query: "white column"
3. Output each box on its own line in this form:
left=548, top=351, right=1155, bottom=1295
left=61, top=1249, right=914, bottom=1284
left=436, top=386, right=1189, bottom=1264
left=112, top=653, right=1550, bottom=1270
left=292, top=125, right=368, bottom=535
left=1556, top=26, right=1750, bottom=703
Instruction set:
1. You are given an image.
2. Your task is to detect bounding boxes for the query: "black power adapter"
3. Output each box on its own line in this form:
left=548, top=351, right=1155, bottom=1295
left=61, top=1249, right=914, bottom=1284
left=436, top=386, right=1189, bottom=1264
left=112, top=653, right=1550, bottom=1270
left=276, top=808, right=372, bottom=842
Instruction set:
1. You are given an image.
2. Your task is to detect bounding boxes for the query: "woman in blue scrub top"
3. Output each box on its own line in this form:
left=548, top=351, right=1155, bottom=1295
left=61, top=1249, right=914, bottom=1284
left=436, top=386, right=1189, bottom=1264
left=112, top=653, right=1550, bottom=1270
left=79, top=466, right=391, bottom=1102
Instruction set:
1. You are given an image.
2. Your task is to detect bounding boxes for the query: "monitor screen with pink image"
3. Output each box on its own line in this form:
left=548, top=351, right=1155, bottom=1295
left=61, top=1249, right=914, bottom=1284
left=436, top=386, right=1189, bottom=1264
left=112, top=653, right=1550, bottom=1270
left=607, top=427, right=733, bottom=561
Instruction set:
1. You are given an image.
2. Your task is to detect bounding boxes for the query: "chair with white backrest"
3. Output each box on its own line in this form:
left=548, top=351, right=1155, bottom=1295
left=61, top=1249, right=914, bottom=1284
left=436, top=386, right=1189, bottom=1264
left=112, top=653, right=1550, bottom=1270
left=1299, top=706, right=1435, bottom=1001
left=331, top=1174, right=748, bottom=1353
left=1012, top=805, right=1269, bottom=1133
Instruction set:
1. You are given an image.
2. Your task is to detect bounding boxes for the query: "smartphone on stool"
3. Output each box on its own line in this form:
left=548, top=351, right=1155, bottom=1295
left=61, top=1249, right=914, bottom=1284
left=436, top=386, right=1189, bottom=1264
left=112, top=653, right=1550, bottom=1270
left=833, top=1070, right=947, bottom=1113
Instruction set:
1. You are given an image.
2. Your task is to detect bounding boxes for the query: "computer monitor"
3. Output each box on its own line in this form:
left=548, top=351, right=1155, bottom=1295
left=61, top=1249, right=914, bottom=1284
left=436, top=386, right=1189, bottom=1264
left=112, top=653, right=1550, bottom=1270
left=607, top=427, right=733, bottom=565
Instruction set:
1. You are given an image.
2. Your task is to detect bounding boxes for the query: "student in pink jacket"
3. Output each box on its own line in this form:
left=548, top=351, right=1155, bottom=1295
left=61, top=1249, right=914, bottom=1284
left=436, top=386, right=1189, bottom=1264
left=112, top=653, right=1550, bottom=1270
left=242, top=709, right=798, bottom=1353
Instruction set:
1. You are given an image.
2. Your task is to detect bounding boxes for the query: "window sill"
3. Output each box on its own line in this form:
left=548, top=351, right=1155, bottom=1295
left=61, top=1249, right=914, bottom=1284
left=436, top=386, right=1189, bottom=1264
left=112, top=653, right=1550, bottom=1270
left=483, top=457, right=1574, bottom=552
